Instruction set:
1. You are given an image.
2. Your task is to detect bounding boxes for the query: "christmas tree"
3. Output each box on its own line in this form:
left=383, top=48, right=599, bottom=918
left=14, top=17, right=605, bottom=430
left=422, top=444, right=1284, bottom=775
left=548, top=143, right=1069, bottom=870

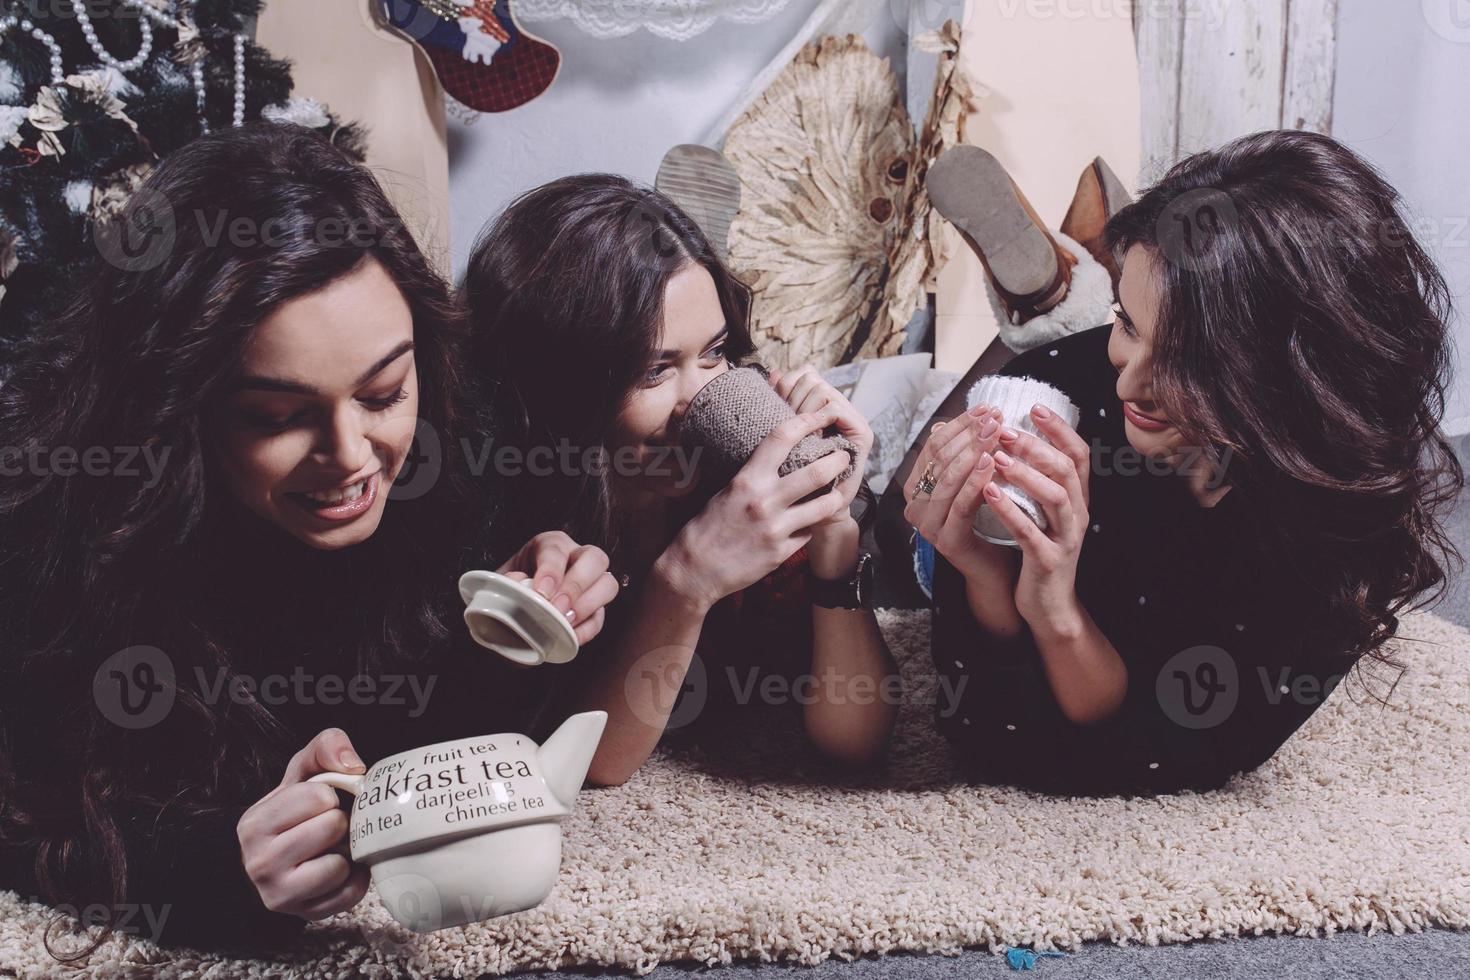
left=0, top=0, right=365, bottom=354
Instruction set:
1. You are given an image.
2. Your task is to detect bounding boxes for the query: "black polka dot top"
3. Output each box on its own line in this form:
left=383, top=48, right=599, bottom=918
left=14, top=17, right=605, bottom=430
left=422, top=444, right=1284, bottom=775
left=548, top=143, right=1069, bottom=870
left=930, top=323, right=1358, bottom=796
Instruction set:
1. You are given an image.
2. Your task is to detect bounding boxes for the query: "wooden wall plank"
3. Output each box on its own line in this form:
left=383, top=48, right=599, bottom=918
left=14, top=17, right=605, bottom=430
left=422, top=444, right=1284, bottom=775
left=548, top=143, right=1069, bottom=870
left=1282, top=0, right=1339, bottom=132
left=1176, top=0, right=1288, bottom=158
left=1134, top=0, right=1186, bottom=184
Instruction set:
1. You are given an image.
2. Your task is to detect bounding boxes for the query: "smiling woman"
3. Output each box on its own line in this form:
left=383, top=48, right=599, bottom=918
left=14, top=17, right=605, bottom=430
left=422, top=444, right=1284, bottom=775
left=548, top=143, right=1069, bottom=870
left=0, top=124, right=617, bottom=954
left=908, top=131, right=1463, bottom=796
left=212, top=263, right=420, bottom=550
left=463, top=175, right=898, bottom=786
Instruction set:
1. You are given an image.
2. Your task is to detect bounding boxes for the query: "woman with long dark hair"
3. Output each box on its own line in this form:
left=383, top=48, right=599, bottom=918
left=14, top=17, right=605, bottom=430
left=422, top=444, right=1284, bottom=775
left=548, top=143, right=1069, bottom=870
left=462, top=175, right=898, bottom=786
left=0, top=124, right=618, bottom=952
left=900, top=130, right=1462, bottom=795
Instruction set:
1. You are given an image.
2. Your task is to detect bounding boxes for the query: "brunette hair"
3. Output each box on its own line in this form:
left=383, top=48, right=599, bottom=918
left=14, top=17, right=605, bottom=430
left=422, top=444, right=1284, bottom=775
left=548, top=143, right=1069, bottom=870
left=0, top=124, right=489, bottom=953
left=1106, top=129, right=1463, bottom=669
left=461, top=174, right=756, bottom=560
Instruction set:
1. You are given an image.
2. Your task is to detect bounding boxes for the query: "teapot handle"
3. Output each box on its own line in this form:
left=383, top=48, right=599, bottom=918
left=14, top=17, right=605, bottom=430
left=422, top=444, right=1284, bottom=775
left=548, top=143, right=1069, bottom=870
left=309, top=771, right=366, bottom=796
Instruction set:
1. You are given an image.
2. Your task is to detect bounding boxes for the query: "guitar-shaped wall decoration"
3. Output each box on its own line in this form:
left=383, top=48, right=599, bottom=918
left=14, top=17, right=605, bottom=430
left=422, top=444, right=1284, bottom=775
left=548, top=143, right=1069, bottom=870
left=377, top=0, right=561, bottom=112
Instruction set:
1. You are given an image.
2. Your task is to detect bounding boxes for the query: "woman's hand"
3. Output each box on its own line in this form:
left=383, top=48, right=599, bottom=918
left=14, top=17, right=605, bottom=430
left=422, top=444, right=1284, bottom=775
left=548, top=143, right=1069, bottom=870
left=659, top=409, right=850, bottom=610
left=903, top=404, right=1017, bottom=587
left=768, top=365, right=872, bottom=529
left=237, top=728, right=369, bottom=923
left=982, top=405, right=1092, bottom=627
left=498, top=531, right=621, bottom=645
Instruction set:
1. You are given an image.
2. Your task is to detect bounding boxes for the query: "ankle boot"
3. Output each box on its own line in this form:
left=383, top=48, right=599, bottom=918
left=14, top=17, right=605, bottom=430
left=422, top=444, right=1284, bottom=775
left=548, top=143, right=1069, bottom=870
left=1060, top=156, right=1132, bottom=297
left=926, top=145, right=1076, bottom=325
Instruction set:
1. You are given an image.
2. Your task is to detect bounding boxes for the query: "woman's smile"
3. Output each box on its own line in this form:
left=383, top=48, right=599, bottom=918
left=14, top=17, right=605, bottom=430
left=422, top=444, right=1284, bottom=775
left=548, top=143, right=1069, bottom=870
left=286, top=470, right=383, bottom=523
left=1123, top=400, right=1171, bottom=432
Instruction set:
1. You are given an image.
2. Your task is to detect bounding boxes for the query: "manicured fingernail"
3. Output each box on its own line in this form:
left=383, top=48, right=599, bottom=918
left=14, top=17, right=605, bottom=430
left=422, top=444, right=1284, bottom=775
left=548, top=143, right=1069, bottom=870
left=984, top=482, right=1002, bottom=498
left=1033, top=404, right=1052, bottom=420
left=564, top=608, right=578, bottom=624
left=994, top=450, right=1013, bottom=467
left=980, top=418, right=998, bottom=437
left=971, top=403, right=989, bottom=415
left=978, top=452, right=993, bottom=468
left=553, top=593, right=572, bottom=613
left=536, top=577, right=556, bottom=597
left=999, top=426, right=1019, bottom=441
left=341, top=750, right=364, bottom=770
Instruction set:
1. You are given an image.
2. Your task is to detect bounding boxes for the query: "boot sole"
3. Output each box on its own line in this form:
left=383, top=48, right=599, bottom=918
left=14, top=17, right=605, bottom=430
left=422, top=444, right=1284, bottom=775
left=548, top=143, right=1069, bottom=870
left=926, top=145, right=1059, bottom=301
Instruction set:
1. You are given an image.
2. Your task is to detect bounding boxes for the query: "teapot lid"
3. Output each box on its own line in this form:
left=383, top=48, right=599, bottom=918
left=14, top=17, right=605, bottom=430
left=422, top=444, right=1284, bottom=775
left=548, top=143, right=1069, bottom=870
left=458, top=571, right=579, bottom=666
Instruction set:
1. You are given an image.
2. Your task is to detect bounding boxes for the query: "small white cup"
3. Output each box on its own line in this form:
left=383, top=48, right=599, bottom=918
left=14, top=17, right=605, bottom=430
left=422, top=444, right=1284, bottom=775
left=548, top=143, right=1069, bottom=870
left=966, top=375, right=1081, bottom=548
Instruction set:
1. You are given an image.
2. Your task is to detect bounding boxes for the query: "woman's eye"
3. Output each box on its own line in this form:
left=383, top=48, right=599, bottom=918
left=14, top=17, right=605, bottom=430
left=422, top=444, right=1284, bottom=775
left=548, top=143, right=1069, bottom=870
left=361, top=386, right=410, bottom=411
left=643, top=364, right=670, bottom=386
left=703, top=343, right=727, bottom=362
left=243, top=410, right=306, bottom=432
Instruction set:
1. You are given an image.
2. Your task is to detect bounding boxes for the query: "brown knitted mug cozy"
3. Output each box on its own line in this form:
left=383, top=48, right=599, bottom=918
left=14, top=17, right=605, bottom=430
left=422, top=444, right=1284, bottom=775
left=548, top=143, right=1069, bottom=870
left=679, top=365, right=859, bottom=491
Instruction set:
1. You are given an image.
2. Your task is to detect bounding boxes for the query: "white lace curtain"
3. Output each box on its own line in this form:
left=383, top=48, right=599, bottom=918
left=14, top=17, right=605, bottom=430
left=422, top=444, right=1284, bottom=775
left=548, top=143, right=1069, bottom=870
left=514, top=0, right=797, bottom=42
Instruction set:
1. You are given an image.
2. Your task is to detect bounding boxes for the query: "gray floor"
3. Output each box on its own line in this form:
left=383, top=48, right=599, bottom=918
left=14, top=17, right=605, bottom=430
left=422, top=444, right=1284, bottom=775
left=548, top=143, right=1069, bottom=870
left=511, top=433, right=1470, bottom=980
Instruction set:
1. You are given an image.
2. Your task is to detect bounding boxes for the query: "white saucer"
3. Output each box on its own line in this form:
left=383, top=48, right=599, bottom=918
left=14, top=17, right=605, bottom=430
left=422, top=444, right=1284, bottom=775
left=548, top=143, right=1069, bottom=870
left=458, top=571, right=580, bottom=666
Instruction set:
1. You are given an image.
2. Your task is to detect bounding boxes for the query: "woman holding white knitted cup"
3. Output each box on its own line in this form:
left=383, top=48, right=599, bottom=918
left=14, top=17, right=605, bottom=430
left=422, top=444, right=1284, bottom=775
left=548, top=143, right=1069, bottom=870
left=901, top=131, right=1463, bottom=798
left=964, top=377, right=1082, bottom=548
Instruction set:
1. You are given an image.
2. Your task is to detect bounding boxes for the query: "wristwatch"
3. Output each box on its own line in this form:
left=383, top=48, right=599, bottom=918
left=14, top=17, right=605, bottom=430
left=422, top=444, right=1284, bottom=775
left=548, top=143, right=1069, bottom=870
left=809, top=551, right=875, bottom=610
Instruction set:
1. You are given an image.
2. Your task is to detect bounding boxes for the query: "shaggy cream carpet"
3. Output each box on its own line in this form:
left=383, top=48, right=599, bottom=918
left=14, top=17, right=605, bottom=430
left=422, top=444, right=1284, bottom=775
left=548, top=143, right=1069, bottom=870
left=3, top=609, right=1468, bottom=978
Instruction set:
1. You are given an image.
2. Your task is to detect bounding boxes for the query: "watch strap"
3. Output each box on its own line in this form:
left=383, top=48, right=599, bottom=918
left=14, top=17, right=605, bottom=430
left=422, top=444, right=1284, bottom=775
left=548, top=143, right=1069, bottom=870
left=809, top=551, right=873, bottom=610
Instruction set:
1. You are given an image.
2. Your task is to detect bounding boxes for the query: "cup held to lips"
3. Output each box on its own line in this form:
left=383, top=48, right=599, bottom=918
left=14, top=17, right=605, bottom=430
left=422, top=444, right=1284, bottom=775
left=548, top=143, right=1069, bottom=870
left=459, top=571, right=579, bottom=666
left=965, top=375, right=1080, bottom=548
left=679, top=365, right=858, bottom=498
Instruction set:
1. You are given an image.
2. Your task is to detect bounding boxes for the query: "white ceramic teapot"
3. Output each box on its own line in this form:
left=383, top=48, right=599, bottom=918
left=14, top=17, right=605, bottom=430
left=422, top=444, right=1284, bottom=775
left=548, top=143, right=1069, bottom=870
left=311, top=710, right=606, bottom=932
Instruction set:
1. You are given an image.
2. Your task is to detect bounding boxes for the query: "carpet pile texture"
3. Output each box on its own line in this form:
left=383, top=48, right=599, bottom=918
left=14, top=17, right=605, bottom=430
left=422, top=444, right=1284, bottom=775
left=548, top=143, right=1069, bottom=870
left=3, top=608, right=1467, bottom=977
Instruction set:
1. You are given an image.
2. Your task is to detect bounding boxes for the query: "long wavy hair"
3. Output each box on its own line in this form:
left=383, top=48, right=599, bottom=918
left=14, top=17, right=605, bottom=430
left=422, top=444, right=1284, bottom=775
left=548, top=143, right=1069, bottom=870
left=0, top=124, right=490, bottom=953
left=460, top=174, right=757, bottom=563
left=1106, top=130, right=1463, bottom=671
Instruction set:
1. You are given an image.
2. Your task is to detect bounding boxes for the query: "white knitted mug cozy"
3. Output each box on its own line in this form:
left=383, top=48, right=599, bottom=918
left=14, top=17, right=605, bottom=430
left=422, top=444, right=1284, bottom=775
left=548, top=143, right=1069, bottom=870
left=966, top=375, right=1081, bottom=548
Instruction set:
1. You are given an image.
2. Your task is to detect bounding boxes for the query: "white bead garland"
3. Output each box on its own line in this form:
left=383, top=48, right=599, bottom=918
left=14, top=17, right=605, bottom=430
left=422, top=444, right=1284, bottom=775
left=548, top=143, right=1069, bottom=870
left=0, top=15, right=67, bottom=84
left=2, top=2, right=253, bottom=134
left=119, top=0, right=183, bottom=29
left=232, top=31, right=244, bottom=127
left=74, top=0, right=155, bottom=73
left=193, top=57, right=208, bottom=132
